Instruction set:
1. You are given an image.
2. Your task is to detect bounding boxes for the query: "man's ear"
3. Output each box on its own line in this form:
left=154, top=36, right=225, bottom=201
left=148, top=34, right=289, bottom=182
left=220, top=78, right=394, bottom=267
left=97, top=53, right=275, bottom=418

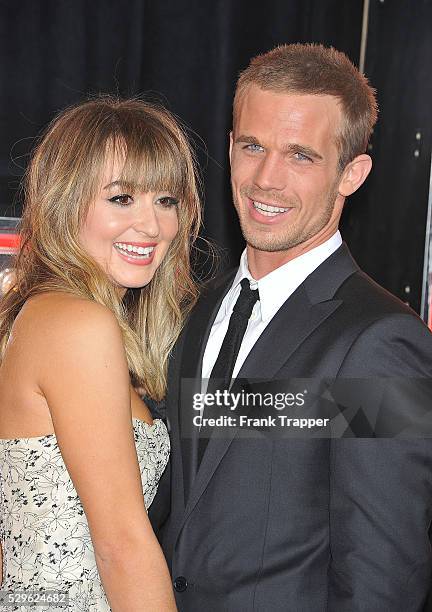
left=338, top=154, right=372, bottom=197
left=229, top=131, right=233, bottom=165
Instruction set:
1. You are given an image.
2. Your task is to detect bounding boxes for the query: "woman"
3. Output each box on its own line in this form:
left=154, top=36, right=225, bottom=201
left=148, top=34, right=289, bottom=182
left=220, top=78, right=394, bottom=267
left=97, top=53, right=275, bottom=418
left=0, top=97, right=201, bottom=610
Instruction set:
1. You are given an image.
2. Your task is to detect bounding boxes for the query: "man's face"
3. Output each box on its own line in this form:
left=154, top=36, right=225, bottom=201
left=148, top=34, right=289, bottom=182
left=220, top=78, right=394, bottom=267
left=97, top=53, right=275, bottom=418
left=230, top=86, right=346, bottom=255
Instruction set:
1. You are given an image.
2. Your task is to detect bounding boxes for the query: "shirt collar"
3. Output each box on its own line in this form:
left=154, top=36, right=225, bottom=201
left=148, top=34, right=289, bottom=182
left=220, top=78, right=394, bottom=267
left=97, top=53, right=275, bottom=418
left=228, top=231, right=342, bottom=321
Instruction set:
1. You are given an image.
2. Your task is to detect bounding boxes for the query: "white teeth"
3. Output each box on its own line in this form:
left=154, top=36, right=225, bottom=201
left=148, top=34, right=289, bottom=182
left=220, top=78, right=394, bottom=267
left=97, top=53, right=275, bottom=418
left=257, top=209, right=278, bottom=217
left=114, top=243, right=155, bottom=258
left=253, top=201, right=288, bottom=215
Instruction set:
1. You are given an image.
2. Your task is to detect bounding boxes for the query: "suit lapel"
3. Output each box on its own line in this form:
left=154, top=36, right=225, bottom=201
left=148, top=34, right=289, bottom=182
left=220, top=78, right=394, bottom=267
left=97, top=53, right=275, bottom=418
left=179, top=271, right=236, bottom=502
left=238, top=285, right=341, bottom=379
left=237, top=243, right=359, bottom=381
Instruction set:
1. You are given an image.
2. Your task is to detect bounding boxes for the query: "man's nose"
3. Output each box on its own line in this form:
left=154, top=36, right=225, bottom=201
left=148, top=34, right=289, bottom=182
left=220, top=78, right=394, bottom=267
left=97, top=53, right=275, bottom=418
left=253, top=153, right=286, bottom=191
left=133, top=202, right=160, bottom=238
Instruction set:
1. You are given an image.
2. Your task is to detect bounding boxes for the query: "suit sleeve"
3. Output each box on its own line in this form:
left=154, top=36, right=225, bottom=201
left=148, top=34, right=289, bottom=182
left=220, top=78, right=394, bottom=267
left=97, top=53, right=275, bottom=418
left=328, top=314, right=432, bottom=611
left=149, top=328, right=186, bottom=547
left=148, top=457, right=171, bottom=540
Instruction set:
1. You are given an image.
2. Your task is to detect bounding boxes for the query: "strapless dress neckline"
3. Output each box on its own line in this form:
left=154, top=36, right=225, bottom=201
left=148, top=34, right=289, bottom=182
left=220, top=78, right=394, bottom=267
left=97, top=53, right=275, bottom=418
left=0, top=416, right=160, bottom=442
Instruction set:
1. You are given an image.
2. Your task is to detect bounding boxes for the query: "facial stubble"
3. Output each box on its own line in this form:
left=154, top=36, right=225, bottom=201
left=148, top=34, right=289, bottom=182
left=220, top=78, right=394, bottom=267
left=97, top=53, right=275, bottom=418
left=232, top=179, right=341, bottom=253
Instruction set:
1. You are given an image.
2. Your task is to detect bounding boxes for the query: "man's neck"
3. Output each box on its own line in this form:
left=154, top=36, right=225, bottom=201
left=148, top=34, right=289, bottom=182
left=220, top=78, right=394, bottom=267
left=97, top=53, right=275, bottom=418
left=246, top=231, right=340, bottom=280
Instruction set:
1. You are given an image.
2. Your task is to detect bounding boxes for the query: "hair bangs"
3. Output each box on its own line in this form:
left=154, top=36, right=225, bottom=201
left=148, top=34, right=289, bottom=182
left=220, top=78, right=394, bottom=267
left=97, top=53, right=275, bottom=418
left=112, top=126, right=188, bottom=199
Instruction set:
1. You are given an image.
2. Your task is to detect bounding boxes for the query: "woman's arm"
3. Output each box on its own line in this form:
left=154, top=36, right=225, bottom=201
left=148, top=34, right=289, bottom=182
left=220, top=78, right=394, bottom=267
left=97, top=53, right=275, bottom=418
left=33, top=294, right=177, bottom=611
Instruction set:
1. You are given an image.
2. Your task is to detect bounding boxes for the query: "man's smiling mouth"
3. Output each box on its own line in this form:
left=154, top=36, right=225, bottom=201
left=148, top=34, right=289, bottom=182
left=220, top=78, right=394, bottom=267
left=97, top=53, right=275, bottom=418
left=252, top=200, right=290, bottom=217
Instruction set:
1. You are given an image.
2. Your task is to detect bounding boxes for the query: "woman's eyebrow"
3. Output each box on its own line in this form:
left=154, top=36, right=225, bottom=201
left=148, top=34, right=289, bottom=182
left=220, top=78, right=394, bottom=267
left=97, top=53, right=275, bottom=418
left=103, top=180, right=123, bottom=190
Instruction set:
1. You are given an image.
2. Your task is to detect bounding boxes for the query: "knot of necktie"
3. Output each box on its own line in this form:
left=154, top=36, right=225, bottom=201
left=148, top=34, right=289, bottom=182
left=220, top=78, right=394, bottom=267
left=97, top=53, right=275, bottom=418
left=232, top=278, right=260, bottom=319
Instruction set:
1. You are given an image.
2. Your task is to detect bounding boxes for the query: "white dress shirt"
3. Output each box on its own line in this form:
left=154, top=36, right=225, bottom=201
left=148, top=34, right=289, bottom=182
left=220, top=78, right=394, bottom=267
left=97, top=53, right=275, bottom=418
left=201, top=231, right=342, bottom=380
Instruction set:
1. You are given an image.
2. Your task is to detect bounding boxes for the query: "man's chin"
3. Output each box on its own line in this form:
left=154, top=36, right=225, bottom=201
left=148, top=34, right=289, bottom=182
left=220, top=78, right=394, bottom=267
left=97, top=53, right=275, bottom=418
left=243, top=231, right=300, bottom=253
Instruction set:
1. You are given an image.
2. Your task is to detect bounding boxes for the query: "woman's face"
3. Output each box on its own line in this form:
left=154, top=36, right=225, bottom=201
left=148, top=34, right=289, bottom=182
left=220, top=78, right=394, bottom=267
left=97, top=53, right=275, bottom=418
left=79, top=156, right=179, bottom=295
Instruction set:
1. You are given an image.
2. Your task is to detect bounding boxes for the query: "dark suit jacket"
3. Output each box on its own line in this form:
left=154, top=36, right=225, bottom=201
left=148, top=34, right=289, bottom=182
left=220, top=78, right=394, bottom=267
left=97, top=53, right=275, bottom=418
left=150, top=243, right=432, bottom=611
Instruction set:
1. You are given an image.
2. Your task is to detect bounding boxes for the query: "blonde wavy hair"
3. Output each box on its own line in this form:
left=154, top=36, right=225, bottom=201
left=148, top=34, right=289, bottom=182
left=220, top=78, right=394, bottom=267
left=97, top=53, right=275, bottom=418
left=0, top=97, right=202, bottom=401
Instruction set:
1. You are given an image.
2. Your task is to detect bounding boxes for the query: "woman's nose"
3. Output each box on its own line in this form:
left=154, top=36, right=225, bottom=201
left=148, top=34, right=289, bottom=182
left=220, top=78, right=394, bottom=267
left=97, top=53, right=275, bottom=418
left=132, top=200, right=160, bottom=238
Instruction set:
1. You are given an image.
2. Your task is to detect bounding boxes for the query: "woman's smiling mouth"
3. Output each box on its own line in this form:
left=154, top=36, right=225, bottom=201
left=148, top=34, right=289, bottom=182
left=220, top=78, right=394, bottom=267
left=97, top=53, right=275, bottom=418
left=113, top=242, right=157, bottom=264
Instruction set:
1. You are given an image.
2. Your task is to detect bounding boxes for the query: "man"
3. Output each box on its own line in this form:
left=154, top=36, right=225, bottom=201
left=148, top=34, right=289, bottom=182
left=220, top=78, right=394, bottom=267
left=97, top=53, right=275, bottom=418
left=152, top=44, right=432, bottom=611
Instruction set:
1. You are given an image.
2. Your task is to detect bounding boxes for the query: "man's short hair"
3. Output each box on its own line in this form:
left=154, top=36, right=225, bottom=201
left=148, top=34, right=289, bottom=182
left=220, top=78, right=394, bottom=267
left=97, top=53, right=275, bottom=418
left=233, top=43, right=378, bottom=171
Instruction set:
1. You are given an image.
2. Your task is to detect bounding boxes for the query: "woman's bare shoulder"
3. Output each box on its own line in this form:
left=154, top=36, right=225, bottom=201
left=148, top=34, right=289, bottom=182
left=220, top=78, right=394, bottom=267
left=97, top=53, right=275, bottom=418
left=16, top=291, right=120, bottom=340
left=11, top=292, right=124, bottom=378
left=19, top=290, right=114, bottom=318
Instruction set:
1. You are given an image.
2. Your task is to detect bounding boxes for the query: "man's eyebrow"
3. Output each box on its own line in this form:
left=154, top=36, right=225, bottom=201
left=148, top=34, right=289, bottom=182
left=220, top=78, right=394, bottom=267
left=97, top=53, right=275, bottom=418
left=282, top=143, right=323, bottom=160
left=234, top=135, right=260, bottom=145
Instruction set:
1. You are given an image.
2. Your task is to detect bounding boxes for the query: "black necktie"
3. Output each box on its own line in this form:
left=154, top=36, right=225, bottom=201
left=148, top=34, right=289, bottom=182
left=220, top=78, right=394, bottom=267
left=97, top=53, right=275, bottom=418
left=209, top=278, right=260, bottom=385
left=198, top=278, right=260, bottom=465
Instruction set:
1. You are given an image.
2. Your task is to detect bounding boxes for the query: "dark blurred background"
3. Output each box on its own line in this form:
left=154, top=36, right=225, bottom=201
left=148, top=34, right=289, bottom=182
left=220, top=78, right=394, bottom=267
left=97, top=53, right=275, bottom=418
left=0, top=0, right=431, bottom=313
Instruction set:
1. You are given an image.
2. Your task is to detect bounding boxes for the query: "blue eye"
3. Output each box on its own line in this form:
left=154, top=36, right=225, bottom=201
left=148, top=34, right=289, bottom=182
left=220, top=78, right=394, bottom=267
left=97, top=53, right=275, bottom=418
left=157, top=196, right=179, bottom=208
left=244, top=143, right=264, bottom=153
left=108, top=194, right=133, bottom=206
left=293, top=152, right=312, bottom=162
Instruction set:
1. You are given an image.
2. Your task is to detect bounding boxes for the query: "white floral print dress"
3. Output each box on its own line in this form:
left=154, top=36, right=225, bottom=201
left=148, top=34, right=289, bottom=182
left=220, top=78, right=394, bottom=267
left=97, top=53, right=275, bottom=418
left=0, top=418, right=170, bottom=611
